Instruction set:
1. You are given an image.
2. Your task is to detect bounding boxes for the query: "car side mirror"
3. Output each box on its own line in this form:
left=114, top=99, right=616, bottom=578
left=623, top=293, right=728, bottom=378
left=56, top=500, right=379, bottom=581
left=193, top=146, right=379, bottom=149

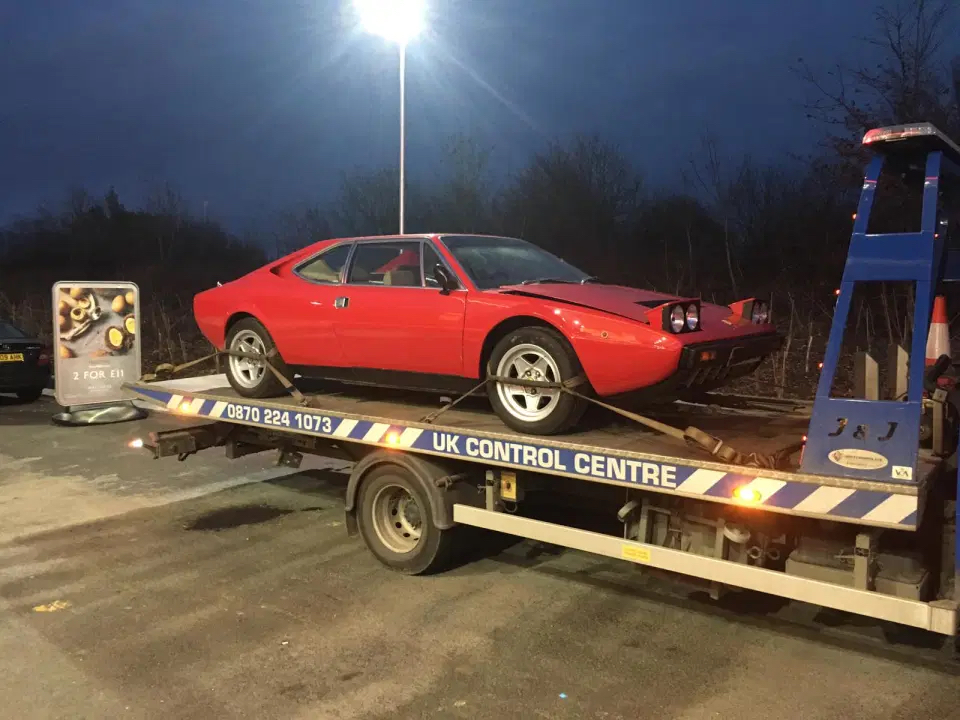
left=433, top=264, right=456, bottom=294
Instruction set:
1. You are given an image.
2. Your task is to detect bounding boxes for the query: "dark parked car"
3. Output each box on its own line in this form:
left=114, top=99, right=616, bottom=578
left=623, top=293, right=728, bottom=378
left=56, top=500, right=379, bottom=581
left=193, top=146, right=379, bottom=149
left=0, top=320, right=50, bottom=402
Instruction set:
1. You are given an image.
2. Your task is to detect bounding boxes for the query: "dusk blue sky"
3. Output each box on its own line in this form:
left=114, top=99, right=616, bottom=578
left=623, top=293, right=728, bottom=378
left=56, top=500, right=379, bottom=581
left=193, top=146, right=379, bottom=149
left=0, top=1, right=942, bottom=232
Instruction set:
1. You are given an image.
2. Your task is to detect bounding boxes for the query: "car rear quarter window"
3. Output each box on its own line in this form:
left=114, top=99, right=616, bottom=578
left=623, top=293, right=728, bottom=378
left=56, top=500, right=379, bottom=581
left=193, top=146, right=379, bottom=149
left=296, top=243, right=352, bottom=283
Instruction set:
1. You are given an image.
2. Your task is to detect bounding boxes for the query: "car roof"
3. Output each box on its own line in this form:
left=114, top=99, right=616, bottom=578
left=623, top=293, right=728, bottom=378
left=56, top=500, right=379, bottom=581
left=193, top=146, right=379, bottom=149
left=318, top=232, right=515, bottom=243
left=290, top=233, right=522, bottom=260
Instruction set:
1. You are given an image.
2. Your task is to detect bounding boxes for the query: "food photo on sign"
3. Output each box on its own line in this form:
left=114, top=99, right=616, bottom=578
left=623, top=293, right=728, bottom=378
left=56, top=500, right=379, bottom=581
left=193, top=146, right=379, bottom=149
left=52, top=282, right=142, bottom=408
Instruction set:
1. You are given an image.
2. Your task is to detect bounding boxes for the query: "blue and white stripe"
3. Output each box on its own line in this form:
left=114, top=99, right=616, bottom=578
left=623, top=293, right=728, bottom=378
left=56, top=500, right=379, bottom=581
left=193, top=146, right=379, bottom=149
left=133, top=384, right=921, bottom=530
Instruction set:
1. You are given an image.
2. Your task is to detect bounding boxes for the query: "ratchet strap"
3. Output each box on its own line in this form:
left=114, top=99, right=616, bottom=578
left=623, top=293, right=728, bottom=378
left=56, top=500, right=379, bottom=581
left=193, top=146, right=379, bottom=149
left=419, top=364, right=801, bottom=470
left=141, top=349, right=312, bottom=407
left=140, top=353, right=801, bottom=470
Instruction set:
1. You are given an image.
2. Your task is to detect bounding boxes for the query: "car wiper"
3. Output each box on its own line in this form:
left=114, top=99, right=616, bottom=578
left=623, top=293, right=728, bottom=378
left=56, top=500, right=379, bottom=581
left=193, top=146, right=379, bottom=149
left=580, top=276, right=598, bottom=284
left=519, top=277, right=577, bottom=285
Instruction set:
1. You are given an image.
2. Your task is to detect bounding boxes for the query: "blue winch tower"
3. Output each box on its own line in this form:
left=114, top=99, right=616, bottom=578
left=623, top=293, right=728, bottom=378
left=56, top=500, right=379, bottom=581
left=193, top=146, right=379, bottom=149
left=802, top=124, right=960, bottom=486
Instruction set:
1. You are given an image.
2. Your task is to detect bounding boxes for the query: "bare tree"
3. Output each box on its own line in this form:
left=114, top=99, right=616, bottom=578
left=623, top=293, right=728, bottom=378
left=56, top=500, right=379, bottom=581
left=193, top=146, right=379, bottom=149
left=497, top=134, right=643, bottom=272
left=330, top=167, right=404, bottom=237
left=271, top=204, right=333, bottom=257
left=428, top=134, right=495, bottom=233
left=797, top=0, right=958, bottom=161
left=683, top=136, right=748, bottom=296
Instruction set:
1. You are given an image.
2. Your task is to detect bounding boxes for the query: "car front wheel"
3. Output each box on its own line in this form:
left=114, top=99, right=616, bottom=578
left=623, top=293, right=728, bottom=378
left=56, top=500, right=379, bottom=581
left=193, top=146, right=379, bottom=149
left=487, top=326, right=589, bottom=435
left=224, top=318, right=287, bottom=398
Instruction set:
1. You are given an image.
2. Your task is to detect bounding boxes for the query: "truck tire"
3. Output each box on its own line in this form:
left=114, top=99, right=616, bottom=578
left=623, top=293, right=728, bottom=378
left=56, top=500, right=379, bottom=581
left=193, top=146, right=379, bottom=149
left=356, top=463, right=460, bottom=575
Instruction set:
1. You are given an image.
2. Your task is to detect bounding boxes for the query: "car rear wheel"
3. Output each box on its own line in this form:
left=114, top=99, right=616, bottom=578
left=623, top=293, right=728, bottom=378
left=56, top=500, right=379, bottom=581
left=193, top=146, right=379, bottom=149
left=487, top=326, right=589, bottom=435
left=224, top=318, right=287, bottom=398
left=15, top=386, right=44, bottom=403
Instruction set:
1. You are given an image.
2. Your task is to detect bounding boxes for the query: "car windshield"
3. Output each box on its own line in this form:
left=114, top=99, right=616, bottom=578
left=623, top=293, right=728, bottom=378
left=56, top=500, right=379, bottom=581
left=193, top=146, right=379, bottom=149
left=439, top=235, right=591, bottom=290
left=0, top=321, right=26, bottom=339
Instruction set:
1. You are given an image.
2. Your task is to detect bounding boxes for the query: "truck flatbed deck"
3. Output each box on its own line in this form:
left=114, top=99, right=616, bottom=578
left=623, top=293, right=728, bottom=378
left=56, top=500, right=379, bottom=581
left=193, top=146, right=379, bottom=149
left=127, top=380, right=933, bottom=531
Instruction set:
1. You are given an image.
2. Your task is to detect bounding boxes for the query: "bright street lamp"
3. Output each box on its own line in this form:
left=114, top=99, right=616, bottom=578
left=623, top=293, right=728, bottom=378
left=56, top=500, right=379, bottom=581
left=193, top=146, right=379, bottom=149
left=355, top=0, right=426, bottom=235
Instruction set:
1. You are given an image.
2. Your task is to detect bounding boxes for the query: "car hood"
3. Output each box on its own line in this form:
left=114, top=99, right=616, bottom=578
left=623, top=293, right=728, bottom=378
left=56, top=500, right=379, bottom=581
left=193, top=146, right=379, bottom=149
left=496, top=283, right=686, bottom=323
left=495, top=283, right=773, bottom=340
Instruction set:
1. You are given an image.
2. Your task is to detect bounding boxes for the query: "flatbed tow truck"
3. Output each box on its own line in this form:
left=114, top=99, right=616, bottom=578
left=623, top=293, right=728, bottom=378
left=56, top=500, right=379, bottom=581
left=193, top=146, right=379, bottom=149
left=126, top=124, right=960, bottom=647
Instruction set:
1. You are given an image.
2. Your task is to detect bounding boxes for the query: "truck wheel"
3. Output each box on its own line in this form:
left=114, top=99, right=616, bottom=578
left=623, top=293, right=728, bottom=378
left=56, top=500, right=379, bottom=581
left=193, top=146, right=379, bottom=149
left=224, top=317, right=287, bottom=398
left=356, top=464, right=458, bottom=575
left=487, top=325, right=589, bottom=435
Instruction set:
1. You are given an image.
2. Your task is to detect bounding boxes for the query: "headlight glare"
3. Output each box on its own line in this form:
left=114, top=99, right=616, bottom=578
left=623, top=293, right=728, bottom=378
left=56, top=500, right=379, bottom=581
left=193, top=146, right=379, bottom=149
left=669, top=305, right=685, bottom=332
left=751, top=301, right=769, bottom=324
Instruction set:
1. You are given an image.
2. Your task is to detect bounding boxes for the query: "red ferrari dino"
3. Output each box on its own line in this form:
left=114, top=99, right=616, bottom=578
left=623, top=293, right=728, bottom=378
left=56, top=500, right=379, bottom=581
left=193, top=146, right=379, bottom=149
left=193, top=234, right=780, bottom=435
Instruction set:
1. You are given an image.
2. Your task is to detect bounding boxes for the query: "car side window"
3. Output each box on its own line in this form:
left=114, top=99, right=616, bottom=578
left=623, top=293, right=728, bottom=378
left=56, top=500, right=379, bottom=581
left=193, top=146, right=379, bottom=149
left=347, top=241, right=422, bottom=287
left=297, top=243, right=352, bottom=283
left=423, top=243, right=448, bottom=288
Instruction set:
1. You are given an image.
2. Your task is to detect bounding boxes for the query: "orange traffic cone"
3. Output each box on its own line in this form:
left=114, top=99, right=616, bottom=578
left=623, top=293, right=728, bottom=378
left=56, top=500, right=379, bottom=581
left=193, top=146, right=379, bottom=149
left=926, top=295, right=950, bottom=366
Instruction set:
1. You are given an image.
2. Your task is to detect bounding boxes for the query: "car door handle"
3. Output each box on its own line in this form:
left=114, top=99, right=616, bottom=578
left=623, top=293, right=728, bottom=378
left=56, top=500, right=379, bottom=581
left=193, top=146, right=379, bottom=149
left=334, top=296, right=349, bottom=309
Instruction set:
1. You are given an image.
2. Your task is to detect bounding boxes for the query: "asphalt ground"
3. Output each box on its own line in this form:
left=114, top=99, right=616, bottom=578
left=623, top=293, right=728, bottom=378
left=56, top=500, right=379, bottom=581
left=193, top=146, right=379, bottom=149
left=2, top=392, right=960, bottom=719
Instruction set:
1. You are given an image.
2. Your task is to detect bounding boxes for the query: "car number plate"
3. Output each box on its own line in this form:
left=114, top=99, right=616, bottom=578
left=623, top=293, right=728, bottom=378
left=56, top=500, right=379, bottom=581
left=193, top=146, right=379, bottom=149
left=0, top=353, right=24, bottom=362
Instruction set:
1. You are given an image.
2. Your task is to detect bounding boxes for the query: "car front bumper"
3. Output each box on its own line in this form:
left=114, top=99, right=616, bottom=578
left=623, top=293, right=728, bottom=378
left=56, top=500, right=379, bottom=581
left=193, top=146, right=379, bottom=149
left=676, top=331, right=783, bottom=388
left=607, top=331, right=782, bottom=405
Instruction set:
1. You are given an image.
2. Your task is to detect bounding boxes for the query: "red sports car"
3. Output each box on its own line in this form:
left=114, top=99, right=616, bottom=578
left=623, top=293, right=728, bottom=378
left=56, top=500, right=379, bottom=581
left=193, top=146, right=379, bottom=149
left=193, top=234, right=780, bottom=435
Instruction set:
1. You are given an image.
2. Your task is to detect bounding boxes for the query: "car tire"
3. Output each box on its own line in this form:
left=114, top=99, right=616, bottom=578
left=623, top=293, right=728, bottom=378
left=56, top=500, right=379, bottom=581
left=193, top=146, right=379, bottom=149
left=15, top=386, right=44, bottom=403
left=486, top=325, right=589, bottom=435
left=224, top=317, right=288, bottom=398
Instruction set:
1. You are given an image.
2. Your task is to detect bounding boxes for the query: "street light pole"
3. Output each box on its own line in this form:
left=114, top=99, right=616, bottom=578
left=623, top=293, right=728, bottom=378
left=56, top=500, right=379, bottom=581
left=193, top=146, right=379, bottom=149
left=399, top=42, right=406, bottom=235
left=354, top=0, right=424, bottom=236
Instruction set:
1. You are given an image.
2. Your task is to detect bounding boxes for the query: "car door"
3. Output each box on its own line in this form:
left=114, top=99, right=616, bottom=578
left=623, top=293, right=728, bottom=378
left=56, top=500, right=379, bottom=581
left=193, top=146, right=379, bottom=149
left=333, top=239, right=467, bottom=378
left=257, top=242, right=352, bottom=368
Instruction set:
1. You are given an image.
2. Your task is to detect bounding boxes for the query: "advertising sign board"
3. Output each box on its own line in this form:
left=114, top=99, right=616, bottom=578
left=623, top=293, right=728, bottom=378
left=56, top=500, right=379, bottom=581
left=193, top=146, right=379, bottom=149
left=52, top=281, right=142, bottom=407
